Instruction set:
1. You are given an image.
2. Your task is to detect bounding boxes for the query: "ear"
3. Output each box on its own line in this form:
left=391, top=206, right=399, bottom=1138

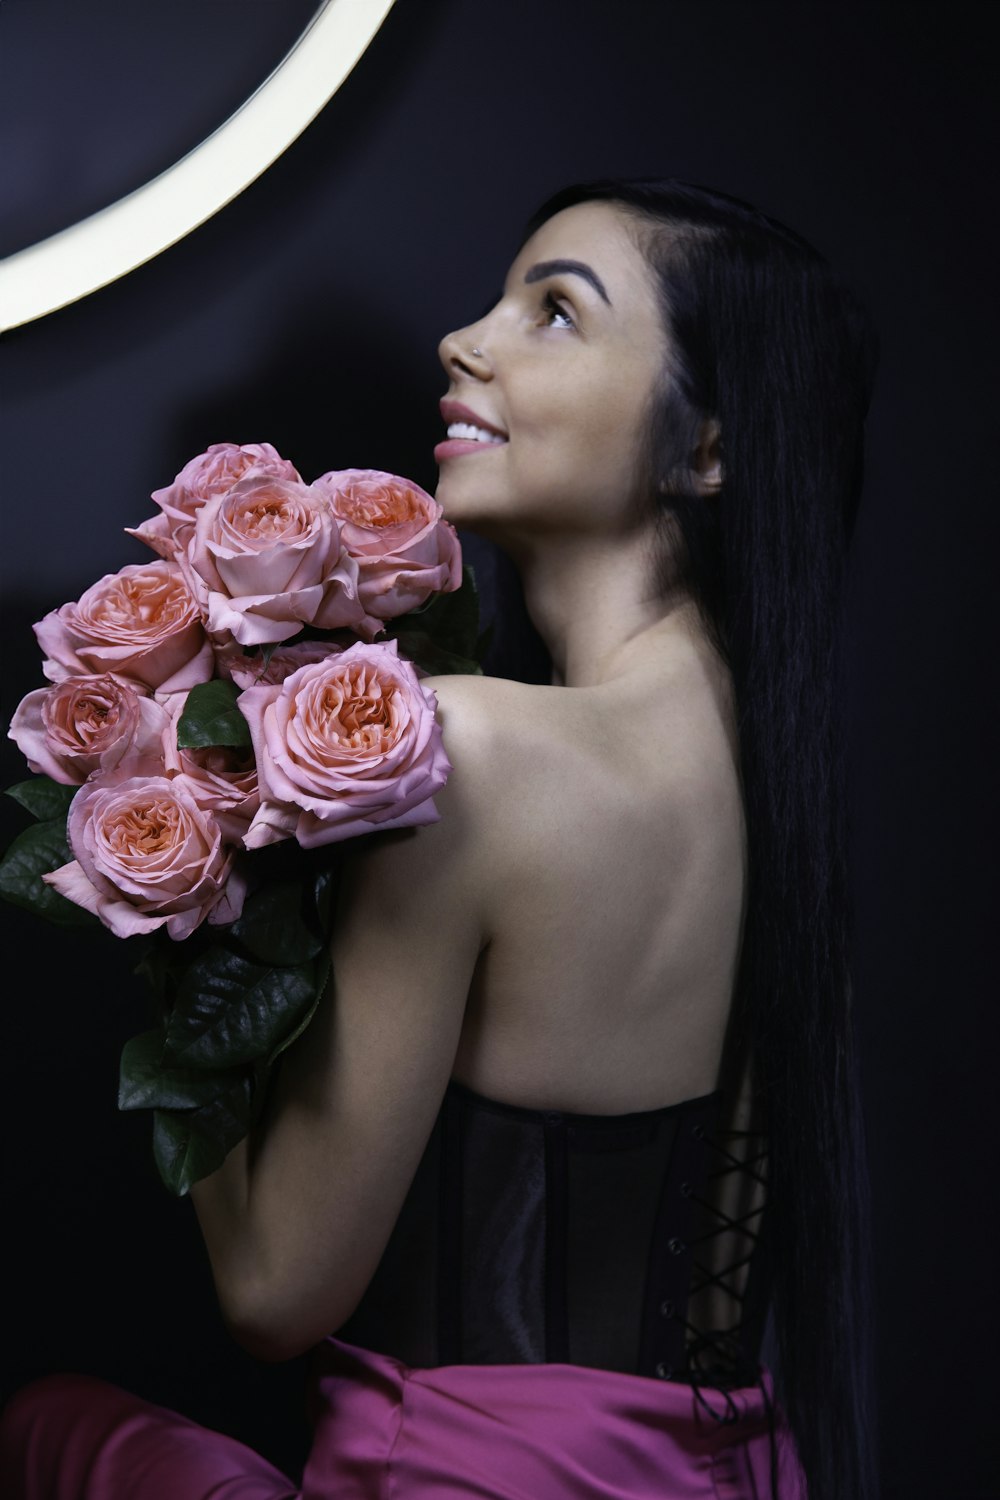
left=691, top=417, right=723, bottom=496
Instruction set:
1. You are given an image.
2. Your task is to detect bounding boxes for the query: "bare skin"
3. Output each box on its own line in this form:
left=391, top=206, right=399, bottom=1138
left=190, top=202, right=745, bottom=1364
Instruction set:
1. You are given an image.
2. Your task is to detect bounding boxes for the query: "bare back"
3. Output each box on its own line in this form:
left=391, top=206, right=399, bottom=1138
left=444, top=640, right=748, bottom=1116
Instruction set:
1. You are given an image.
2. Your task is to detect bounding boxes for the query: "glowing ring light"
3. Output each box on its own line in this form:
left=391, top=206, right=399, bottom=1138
left=0, top=0, right=398, bottom=333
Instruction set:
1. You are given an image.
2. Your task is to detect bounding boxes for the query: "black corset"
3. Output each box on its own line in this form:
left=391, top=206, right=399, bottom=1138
left=337, top=1076, right=772, bottom=1388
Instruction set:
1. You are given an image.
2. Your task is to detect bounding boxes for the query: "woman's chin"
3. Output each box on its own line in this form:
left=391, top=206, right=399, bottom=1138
left=434, top=479, right=492, bottom=534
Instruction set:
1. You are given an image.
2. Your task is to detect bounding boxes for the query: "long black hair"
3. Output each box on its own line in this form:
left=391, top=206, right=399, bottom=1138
left=522, top=178, right=880, bottom=1500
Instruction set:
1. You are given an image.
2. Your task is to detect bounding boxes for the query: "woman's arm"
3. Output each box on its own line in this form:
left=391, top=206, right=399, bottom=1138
left=189, top=678, right=491, bottom=1361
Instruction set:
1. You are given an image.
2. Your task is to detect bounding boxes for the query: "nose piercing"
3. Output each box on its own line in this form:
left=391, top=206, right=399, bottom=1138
left=471, top=347, right=484, bottom=359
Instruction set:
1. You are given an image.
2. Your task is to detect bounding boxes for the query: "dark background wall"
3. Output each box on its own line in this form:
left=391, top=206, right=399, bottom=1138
left=1, top=3, right=995, bottom=1496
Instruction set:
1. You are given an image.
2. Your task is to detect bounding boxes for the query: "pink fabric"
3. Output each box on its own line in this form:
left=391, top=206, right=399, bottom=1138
left=0, top=1335, right=808, bottom=1499
left=0, top=1372, right=299, bottom=1500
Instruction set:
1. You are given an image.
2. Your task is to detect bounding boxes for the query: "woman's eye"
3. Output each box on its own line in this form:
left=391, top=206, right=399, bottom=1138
left=542, top=291, right=575, bottom=330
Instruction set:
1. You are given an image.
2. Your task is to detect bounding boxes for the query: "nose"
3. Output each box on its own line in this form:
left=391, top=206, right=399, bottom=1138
left=437, top=321, right=491, bottom=381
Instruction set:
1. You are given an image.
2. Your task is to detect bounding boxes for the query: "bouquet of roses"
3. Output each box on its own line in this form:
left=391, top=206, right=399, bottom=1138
left=1, top=442, right=487, bottom=1195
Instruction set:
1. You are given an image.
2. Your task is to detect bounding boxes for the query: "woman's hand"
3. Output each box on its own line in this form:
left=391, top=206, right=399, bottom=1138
left=189, top=676, right=491, bottom=1361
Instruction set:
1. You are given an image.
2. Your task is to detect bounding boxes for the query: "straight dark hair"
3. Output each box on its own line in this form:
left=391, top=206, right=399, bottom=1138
left=522, top=178, right=880, bottom=1500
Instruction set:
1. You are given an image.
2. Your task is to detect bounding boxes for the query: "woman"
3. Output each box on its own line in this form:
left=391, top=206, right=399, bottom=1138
left=0, top=177, right=880, bottom=1500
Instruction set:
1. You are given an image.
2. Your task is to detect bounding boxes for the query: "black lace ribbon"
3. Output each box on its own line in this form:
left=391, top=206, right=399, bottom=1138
left=662, top=1119, right=779, bottom=1500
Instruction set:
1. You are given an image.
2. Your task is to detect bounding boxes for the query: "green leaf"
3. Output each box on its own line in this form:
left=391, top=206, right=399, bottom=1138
left=152, top=1077, right=254, bottom=1196
left=5, top=777, right=76, bottom=823
left=0, top=819, right=98, bottom=927
left=226, top=878, right=325, bottom=965
left=266, top=953, right=330, bottom=1069
left=383, top=563, right=486, bottom=672
left=312, top=865, right=337, bottom=937
left=119, top=1028, right=239, bottom=1111
left=163, top=947, right=322, bottom=1069
left=383, top=631, right=483, bottom=678
left=176, top=680, right=252, bottom=749
left=132, top=937, right=181, bottom=1012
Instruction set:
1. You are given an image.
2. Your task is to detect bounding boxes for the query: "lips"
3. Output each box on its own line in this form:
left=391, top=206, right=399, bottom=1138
left=433, top=434, right=504, bottom=463
left=439, top=399, right=507, bottom=440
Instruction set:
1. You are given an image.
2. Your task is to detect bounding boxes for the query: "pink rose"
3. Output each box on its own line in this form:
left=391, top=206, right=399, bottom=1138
left=127, top=442, right=301, bottom=560
left=237, top=639, right=452, bottom=849
left=314, top=468, right=463, bottom=620
left=179, top=474, right=380, bottom=647
left=34, top=560, right=215, bottom=694
left=44, top=758, right=247, bottom=940
left=161, top=695, right=260, bottom=842
left=8, top=674, right=171, bottom=786
left=214, top=638, right=344, bottom=691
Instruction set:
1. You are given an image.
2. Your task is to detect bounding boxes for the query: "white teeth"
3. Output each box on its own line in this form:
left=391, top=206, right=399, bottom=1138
left=447, top=421, right=505, bottom=444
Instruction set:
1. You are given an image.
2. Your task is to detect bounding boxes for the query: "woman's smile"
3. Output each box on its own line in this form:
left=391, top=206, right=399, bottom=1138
left=434, top=398, right=509, bottom=462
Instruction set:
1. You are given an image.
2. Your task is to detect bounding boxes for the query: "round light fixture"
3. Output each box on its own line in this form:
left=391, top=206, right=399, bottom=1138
left=0, top=0, right=398, bottom=332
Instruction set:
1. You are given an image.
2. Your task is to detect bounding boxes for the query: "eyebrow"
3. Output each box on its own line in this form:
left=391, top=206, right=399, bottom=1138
left=523, top=258, right=612, bottom=306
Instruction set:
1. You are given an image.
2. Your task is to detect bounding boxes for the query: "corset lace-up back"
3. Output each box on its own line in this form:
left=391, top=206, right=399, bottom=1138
left=337, top=1052, right=772, bottom=1396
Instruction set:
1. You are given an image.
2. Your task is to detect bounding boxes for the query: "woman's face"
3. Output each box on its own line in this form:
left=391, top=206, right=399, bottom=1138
left=434, top=200, right=669, bottom=543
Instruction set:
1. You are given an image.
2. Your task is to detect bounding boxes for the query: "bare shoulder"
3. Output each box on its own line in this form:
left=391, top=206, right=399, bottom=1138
left=419, top=671, right=577, bottom=826
left=422, top=660, right=746, bottom=932
left=323, top=673, right=529, bottom=939
left=419, top=671, right=648, bottom=884
left=424, top=661, right=742, bottom=887
left=423, top=667, right=709, bottom=802
left=413, top=673, right=558, bottom=917
left=421, top=671, right=545, bottom=775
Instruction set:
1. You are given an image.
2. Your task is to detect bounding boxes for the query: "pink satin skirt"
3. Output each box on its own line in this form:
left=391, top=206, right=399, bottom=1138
left=0, top=1334, right=808, bottom=1499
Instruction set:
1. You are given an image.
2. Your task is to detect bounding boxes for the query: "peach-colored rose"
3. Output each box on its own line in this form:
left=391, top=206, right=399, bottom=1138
left=214, top=639, right=344, bottom=691
left=34, top=560, right=215, bottom=694
left=314, top=468, right=463, bottom=620
left=161, top=695, right=260, bottom=842
left=237, top=639, right=452, bottom=848
left=127, top=442, right=301, bottom=560
left=44, top=758, right=247, bottom=940
left=179, top=474, right=380, bottom=647
left=8, top=674, right=171, bottom=786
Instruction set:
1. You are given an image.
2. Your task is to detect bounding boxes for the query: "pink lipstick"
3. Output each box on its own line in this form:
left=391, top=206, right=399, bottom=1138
left=433, top=436, right=505, bottom=461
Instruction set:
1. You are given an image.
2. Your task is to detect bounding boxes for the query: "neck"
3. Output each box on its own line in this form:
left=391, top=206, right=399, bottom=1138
left=505, top=530, right=706, bottom=688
